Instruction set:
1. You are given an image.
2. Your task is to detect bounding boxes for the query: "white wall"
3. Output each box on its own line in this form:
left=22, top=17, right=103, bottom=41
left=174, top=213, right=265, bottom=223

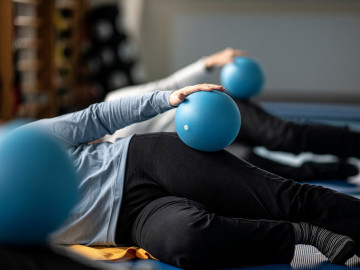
left=121, top=0, right=360, bottom=104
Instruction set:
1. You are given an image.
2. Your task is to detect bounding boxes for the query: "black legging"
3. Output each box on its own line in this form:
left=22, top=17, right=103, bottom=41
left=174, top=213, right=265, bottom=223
left=226, top=142, right=358, bottom=181
left=115, top=133, right=360, bottom=269
left=224, top=100, right=360, bottom=181
left=235, top=99, right=360, bottom=157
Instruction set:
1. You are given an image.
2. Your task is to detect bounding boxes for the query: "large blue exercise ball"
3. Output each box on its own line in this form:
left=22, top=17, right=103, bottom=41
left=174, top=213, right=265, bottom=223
left=175, top=90, right=241, bottom=152
left=0, top=126, right=79, bottom=245
left=220, top=57, right=265, bottom=99
left=0, top=118, right=33, bottom=137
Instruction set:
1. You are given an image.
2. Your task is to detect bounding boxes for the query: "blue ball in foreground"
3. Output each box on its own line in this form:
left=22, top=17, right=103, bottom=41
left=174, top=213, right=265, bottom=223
left=0, top=126, right=79, bottom=245
left=0, top=118, right=32, bottom=137
left=220, top=57, right=265, bottom=99
left=175, top=90, right=241, bottom=152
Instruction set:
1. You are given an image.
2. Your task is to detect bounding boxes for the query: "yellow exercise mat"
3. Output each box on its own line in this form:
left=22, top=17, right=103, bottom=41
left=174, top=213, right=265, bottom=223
left=68, top=245, right=158, bottom=262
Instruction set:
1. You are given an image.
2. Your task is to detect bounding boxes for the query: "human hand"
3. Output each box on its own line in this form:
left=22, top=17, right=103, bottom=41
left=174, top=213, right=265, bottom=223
left=169, top=84, right=225, bottom=106
left=204, top=47, right=249, bottom=69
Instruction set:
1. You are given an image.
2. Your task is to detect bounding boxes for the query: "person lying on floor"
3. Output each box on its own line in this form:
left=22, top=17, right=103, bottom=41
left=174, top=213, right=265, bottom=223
left=104, top=48, right=359, bottom=182
left=24, top=84, right=360, bottom=269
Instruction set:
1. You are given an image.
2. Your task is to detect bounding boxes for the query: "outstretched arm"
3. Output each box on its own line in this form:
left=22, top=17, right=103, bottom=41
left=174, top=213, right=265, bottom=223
left=105, top=48, right=246, bottom=101
left=27, top=84, right=224, bottom=147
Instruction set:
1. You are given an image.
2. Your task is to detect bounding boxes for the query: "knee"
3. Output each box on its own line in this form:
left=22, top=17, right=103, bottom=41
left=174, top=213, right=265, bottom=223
left=156, top=215, right=215, bottom=269
left=135, top=207, right=215, bottom=268
left=132, top=196, right=219, bottom=268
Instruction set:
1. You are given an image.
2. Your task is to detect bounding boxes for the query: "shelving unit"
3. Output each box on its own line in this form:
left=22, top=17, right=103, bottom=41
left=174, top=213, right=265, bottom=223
left=0, top=0, right=88, bottom=121
left=0, top=1, right=14, bottom=121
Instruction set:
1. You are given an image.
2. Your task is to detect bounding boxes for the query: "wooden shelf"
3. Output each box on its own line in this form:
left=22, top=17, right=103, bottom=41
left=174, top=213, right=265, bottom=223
left=12, top=0, right=40, bottom=5
left=17, top=59, right=41, bottom=71
left=1, top=0, right=89, bottom=121
left=56, top=0, right=76, bottom=9
left=0, top=0, right=14, bottom=121
left=14, top=16, right=41, bottom=27
left=14, top=37, right=41, bottom=49
left=21, top=81, right=40, bottom=93
left=56, top=38, right=75, bottom=48
left=55, top=18, right=75, bottom=30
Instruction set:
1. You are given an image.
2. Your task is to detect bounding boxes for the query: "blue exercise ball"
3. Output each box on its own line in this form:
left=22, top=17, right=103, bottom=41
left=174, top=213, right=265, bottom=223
left=0, top=118, right=33, bottom=137
left=220, top=57, right=265, bottom=99
left=0, top=126, right=79, bottom=245
left=175, top=90, right=241, bottom=152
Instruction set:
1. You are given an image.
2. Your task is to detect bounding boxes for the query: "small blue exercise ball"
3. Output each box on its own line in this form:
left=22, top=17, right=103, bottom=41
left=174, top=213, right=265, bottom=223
left=0, top=126, right=78, bottom=245
left=220, top=57, right=265, bottom=99
left=175, top=90, right=241, bottom=152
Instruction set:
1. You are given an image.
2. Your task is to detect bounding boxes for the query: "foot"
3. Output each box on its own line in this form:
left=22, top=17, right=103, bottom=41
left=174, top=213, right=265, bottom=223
left=293, top=222, right=356, bottom=265
left=326, top=235, right=356, bottom=265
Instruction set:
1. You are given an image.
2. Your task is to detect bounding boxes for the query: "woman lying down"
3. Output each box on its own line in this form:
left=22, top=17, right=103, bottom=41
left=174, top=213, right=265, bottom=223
left=24, top=83, right=360, bottom=269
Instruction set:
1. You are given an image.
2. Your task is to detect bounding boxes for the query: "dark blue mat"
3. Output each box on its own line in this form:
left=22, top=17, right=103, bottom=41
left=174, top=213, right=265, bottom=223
left=109, top=245, right=360, bottom=269
left=261, top=102, right=360, bottom=122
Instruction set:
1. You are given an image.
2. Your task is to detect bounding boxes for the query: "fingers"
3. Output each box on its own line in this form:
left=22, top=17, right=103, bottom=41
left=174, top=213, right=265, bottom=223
left=169, top=84, right=225, bottom=106
left=225, top=47, right=250, bottom=61
left=205, top=48, right=251, bottom=68
left=183, top=84, right=224, bottom=98
left=234, top=49, right=250, bottom=57
left=188, top=83, right=225, bottom=94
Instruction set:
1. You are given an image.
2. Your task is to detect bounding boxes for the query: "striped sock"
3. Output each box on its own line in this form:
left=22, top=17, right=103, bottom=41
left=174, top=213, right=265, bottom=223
left=292, top=222, right=355, bottom=265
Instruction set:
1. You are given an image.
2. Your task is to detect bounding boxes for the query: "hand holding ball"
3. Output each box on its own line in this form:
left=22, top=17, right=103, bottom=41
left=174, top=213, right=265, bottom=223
left=220, top=57, right=265, bottom=99
left=175, top=90, right=241, bottom=152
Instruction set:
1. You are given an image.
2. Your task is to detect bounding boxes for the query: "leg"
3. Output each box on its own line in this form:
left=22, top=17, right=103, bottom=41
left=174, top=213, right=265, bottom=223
left=235, top=100, right=360, bottom=158
left=226, top=142, right=359, bottom=181
left=131, top=196, right=295, bottom=269
left=117, top=133, right=360, bottom=244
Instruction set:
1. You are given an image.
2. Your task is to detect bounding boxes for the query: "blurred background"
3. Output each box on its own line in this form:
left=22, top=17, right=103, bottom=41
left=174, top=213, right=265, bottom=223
left=1, top=0, right=360, bottom=122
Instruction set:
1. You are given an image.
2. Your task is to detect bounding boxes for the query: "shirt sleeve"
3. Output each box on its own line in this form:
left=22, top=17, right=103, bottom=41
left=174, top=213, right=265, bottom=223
left=105, top=58, right=212, bottom=101
left=27, top=90, right=174, bottom=147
